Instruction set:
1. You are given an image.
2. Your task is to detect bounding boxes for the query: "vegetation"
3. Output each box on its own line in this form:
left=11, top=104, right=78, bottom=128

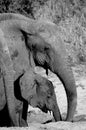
left=0, top=0, right=86, bottom=65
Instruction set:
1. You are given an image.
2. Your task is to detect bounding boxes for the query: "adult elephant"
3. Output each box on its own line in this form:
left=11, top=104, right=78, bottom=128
left=0, top=13, right=77, bottom=125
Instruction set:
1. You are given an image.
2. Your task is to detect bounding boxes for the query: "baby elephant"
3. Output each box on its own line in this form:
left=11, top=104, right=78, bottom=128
left=0, top=70, right=61, bottom=126
left=20, top=70, right=62, bottom=122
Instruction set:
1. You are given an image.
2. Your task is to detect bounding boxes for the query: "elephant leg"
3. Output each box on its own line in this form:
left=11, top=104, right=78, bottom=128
left=0, top=29, right=19, bottom=126
left=15, top=101, right=28, bottom=127
left=18, top=100, right=28, bottom=127
left=0, top=104, right=12, bottom=127
left=14, top=73, right=28, bottom=126
left=22, top=100, right=28, bottom=122
left=3, top=70, right=19, bottom=126
left=19, top=117, right=28, bottom=127
left=1, top=55, right=18, bottom=125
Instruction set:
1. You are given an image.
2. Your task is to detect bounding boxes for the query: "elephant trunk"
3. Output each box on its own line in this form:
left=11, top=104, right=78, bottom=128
left=52, top=104, right=62, bottom=121
left=50, top=53, right=77, bottom=121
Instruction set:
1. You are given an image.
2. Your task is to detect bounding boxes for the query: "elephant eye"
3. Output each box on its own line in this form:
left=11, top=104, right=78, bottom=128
left=47, top=90, right=52, bottom=95
left=47, top=94, right=51, bottom=99
left=44, top=47, right=49, bottom=51
left=11, top=50, right=19, bottom=60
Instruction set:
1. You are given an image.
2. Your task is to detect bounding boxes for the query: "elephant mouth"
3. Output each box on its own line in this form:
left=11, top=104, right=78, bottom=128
left=38, top=104, right=51, bottom=114
left=41, top=105, right=48, bottom=113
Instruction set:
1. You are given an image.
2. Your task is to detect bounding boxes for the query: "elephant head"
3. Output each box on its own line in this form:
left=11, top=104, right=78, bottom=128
left=30, top=75, right=62, bottom=121
left=20, top=71, right=62, bottom=121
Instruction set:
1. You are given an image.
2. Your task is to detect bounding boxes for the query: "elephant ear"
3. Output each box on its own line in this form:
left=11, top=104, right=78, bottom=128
left=35, top=76, right=50, bottom=96
left=35, top=75, right=45, bottom=96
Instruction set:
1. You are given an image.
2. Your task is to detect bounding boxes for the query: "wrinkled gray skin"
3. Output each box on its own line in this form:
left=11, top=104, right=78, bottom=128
left=20, top=70, right=62, bottom=122
left=0, top=70, right=61, bottom=126
left=0, top=13, right=77, bottom=126
left=0, top=72, right=28, bottom=126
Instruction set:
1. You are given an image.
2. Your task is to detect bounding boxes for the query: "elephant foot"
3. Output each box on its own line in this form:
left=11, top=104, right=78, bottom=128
left=19, top=119, right=28, bottom=127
